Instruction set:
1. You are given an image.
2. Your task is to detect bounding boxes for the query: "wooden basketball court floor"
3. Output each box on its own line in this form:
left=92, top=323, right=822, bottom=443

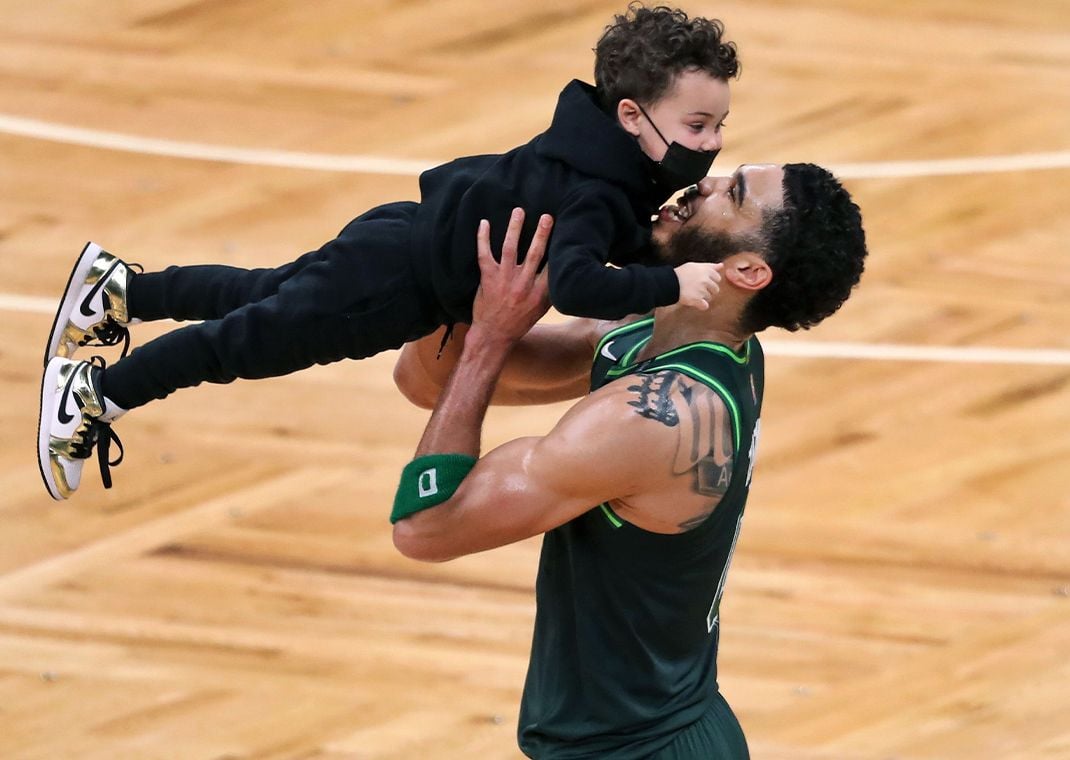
left=1, top=1, right=1067, bottom=757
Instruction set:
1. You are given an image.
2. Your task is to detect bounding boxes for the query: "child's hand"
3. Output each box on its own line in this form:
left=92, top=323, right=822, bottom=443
left=674, top=262, right=724, bottom=311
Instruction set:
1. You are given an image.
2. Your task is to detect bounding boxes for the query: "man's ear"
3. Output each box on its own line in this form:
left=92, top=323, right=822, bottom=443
left=617, top=98, right=643, bottom=136
left=724, top=253, right=772, bottom=292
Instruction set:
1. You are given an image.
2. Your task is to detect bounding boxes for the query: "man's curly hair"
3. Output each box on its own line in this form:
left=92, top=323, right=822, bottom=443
left=741, top=164, right=868, bottom=333
left=594, top=4, right=740, bottom=109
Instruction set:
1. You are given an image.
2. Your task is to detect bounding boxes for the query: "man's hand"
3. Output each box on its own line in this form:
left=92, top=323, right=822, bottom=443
left=393, top=209, right=659, bottom=561
left=410, top=208, right=555, bottom=459
left=393, top=208, right=596, bottom=410
left=471, top=208, right=553, bottom=344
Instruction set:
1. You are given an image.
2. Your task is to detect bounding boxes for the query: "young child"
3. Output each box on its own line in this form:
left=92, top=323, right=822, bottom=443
left=38, top=5, right=738, bottom=500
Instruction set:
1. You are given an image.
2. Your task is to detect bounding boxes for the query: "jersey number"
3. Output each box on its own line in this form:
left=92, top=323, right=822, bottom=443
left=706, top=513, right=743, bottom=633
left=706, top=418, right=760, bottom=633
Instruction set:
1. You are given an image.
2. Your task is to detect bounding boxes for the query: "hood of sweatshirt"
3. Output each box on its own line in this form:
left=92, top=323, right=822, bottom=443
left=535, top=80, right=667, bottom=209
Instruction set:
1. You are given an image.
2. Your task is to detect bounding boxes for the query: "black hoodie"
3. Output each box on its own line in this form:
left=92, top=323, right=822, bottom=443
left=411, top=80, right=680, bottom=324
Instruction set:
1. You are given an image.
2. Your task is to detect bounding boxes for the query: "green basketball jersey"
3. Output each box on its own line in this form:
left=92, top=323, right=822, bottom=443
left=518, top=317, right=764, bottom=758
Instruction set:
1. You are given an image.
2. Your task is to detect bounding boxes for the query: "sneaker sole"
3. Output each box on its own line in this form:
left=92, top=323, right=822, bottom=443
left=43, top=242, right=105, bottom=366
left=37, top=358, right=66, bottom=501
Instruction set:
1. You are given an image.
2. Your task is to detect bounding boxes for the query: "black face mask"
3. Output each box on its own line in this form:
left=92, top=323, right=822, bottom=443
left=637, top=103, right=718, bottom=191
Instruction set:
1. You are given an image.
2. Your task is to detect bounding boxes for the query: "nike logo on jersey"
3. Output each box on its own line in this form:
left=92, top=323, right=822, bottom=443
left=79, top=262, right=120, bottom=318
left=600, top=340, right=618, bottom=361
left=56, top=369, right=79, bottom=425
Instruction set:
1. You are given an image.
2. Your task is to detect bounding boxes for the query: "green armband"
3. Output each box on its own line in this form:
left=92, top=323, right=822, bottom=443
left=390, top=453, right=478, bottom=524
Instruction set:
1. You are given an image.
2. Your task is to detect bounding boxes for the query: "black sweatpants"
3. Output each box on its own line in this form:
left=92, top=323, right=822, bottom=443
left=101, top=202, right=444, bottom=409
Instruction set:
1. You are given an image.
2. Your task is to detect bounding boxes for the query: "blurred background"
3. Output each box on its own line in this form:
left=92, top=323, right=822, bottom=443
left=1, top=1, right=1067, bottom=757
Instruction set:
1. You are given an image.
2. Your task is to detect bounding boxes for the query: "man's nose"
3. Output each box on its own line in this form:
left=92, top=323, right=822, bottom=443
left=696, top=177, right=718, bottom=195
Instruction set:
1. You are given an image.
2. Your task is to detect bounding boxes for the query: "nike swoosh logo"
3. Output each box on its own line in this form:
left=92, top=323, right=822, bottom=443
left=79, top=261, right=120, bottom=318
left=600, top=340, right=618, bottom=361
left=56, top=369, right=78, bottom=425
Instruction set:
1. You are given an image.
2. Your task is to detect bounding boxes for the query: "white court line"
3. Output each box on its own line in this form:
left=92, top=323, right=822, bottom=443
left=3, top=115, right=1067, bottom=367
left=0, top=294, right=56, bottom=314
left=3, top=293, right=1066, bottom=366
left=830, top=153, right=1070, bottom=179
left=759, top=340, right=1070, bottom=366
left=0, top=114, right=432, bottom=176
left=1, top=113, right=1069, bottom=179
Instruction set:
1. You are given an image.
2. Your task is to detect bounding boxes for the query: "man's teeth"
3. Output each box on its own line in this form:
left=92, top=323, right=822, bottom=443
left=658, top=203, right=690, bottom=222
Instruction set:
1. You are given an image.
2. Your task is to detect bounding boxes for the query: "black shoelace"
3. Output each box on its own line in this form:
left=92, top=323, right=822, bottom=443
left=65, top=356, right=124, bottom=490
left=67, top=419, right=123, bottom=489
left=93, top=421, right=124, bottom=489
left=80, top=318, right=131, bottom=359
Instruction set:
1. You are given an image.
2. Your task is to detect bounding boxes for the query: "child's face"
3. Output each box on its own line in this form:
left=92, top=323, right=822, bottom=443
left=619, top=69, right=731, bottom=162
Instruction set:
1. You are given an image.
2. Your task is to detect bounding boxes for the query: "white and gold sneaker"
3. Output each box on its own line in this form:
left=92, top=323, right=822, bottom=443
left=44, top=242, right=139, bottom=365
left=37, top=356, right=125, bottom=501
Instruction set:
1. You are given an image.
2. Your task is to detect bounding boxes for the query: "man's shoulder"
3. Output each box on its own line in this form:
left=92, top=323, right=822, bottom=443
left=587, top=362, right=736, bottom=431
left=567, top=371, right=684, bottom=444
left=529, top=380, right=677, bottom=496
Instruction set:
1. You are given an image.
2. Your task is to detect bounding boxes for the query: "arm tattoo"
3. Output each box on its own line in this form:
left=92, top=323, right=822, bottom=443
left=626, top=373, right=679, bottom=426
left=627, top=371, right=735, bottom=530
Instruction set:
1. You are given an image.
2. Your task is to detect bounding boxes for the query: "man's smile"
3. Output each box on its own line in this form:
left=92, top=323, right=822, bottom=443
left=656, top=186, right=701, bottom=225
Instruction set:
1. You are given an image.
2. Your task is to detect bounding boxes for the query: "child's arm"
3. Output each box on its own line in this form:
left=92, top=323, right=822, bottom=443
left=546, top=188, right=715, bottom=319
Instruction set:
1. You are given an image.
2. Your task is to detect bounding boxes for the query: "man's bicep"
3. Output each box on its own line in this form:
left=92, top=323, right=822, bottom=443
left=458, top=437, right=599, bottom=541
left=492, top=319, right=601, bottom=403
left=392, top=437, right=581, bottom=560
left=393, top=395, right=652, bottom=560
left=393, top=319, right=603, bottom=408
left=494, top=316, right=648, bottom=403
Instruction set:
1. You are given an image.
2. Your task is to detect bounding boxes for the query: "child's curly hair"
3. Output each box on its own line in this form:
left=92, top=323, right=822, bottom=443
left=594, top=4, right=740, bottom=109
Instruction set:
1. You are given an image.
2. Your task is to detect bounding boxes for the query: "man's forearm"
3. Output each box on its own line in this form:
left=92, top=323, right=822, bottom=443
left=392, top=209, right=551, bottom=537
left=390, top=326, right=511, bottom=529
left=414, top=326, right=514, bottom=458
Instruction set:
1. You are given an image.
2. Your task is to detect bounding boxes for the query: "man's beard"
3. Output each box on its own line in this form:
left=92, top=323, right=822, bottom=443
left=657, top=224, right=753, bottom=266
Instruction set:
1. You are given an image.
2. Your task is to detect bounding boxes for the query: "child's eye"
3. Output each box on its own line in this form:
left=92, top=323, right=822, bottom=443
left=688, top=124, right=704, bottom=133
